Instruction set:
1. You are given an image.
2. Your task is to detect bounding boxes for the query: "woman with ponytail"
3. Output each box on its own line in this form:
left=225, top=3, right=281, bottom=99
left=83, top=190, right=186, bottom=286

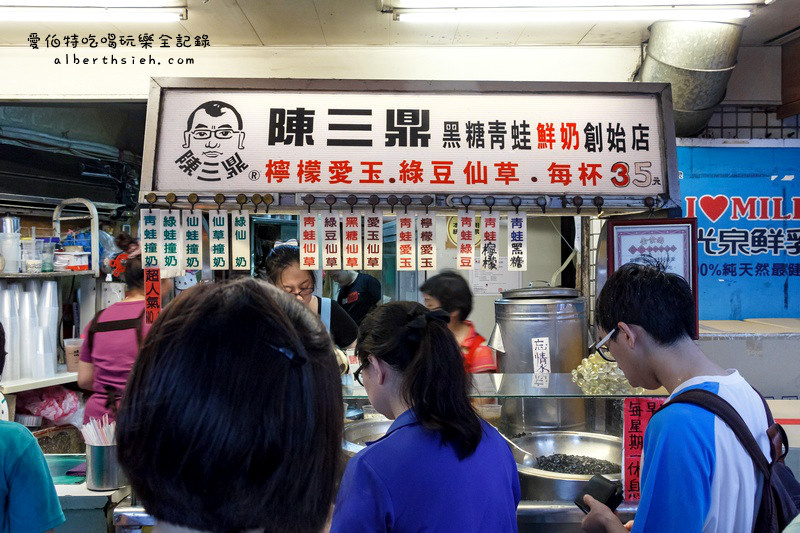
left=331, top=301, right=520, bottom=532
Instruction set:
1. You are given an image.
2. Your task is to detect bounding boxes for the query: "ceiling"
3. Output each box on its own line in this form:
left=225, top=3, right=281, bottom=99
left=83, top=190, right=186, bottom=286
left=0, top=0, right=798, bottom=48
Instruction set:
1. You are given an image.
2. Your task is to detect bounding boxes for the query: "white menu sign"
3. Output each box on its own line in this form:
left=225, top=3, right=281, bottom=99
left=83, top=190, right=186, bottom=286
left=417, top=213, right=437, bottom=271
left=322, top=213, right=341, bottom=270
left=231, top=211, right=250, bottom=271
left=457, top=210, right=475, bottom=270
left=342, top=213, right=362, bottom=270
left=364, top=212, right=383, bottom=271
left=182, top=210, right=203, bottom=270
left=508, top=213, right=527, bottom=271
left=140, top=209, right=162, bottom=269
left=160, top=210, right=182, bottom=278
left=397, top=215, right=416, bottom=271
left=480, top=212, right=499, bottom=271
left=300, top=213, right=319, bottom=270
left=209, top=210, right=229, bottom=271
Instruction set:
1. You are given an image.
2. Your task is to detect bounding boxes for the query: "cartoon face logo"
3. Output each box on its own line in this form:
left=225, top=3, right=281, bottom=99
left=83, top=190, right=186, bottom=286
left=175, top=100, right=249, bottom=182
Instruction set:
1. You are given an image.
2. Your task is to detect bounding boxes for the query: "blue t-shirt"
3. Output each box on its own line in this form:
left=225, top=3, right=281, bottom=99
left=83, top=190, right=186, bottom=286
left=632, top=371, right=770, bottom=533
left=0, top=421, right=65, bottom=533
left=332, top=409, right=521, bottom=532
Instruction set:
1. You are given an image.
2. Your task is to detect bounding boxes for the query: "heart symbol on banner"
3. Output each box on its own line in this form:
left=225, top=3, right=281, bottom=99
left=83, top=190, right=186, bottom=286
left=698, top=195, right=730, bottom=223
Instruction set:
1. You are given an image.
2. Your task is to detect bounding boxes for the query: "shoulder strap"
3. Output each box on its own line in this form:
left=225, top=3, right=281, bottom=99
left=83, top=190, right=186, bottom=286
left=86, top=306, right=147, bottom=352
left=663, top=389, right=771, bottom=478
left=320, top=297, right=332, bottom=332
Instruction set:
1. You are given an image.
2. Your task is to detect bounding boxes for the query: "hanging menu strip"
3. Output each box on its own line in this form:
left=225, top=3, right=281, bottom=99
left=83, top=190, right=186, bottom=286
left=160, top=209, right=182, bottom=279
left=457, top=210, right=475, bottom=270
left=481, top=212, right=499, bottom=271
left=342, top=212, right=362, bottom=270
left=144, top=268, right=161, bottom=325
left=300, top=213, right=319, bottom=270
left=417, top=213, right=437, bottom=271
left=140, top=209, right=162, bottom=269
left=397, top=214, right=416, bottom=271
left=182, top=210, right=203, bottom=270
left=322, top=212, right=341, bottom=270
left=231, top=211, right=250, bottom=271
left=363, top=211, right=383, bottom=271
left=508, top=213, right=527, bottom=271
left=209, top=210, right=229, bottom=271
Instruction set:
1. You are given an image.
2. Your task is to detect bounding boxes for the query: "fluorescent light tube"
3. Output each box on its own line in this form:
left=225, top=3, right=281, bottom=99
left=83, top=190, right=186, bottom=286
left=394, top=7, right=752, bottom=22
left=391, top=0, right=764, bottom=7
left=0, top=6, right=186, bottom=22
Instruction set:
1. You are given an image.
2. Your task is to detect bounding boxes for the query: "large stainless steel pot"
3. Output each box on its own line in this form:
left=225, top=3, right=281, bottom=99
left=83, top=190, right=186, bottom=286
left=343, top=418, right=393, bottom=457
left=512, top=431, right=622, bottom=501
left=490, top=287, right=588, bottom=432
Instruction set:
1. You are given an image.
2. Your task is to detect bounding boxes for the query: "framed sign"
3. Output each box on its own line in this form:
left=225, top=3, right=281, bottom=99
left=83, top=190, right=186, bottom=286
left=140, top=78, right=678, bottom=203
left=607, top=217, right=698, bottom=338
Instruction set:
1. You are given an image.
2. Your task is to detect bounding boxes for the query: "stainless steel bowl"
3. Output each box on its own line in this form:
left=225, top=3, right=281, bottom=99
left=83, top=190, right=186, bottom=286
left=511, top=431, right=622, bottom=501
left=343, top=418, right=393, bottom=457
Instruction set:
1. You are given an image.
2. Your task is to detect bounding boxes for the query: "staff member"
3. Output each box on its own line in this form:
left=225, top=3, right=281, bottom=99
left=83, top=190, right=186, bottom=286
left=332, top=302, right=520, bottom=532
left=78, top=233, right=149, bottom=423
left=420, top=270, right=496, bottom=373
left=264, top=244, right=358, bottom=349
left=329, top=269, right=381, bottom=325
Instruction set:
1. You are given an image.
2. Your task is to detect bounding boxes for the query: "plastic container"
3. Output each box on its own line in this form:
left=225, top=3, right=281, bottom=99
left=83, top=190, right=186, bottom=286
left=86, top=444, right=128, bottom=491
left=64, top=338, right=83, bottom=372
left=475, top=404, right=503, bottom=426
left=0, top=233, right=20, bottom=273
left=41, top=241, right=56, bottom=272
left=15, top=413, right=43, bottom=429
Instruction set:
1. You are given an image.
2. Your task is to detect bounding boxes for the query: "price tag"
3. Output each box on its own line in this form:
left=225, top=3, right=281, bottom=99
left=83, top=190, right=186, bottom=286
left=364, top=212, right=383, bottom=271
left=182, top=210, right=203, bottom=270
left=209, top=210, right=229, bottom=271
left=417, top=213, right=437, bottom=271
left=231, top=211, right=250, bottom=271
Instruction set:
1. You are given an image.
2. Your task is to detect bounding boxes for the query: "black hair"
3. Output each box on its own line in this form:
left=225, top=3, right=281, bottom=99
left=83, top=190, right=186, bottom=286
left=596, top=262, right=696, bottom=345
left=115, top=232, right=144, bottom=291
left=357, top=301, right=482, bottom=460
left=419, top=270, right=473, bottom=321
left=263, top=245, right=315, bottom=291
left=186, top=100, right=243, bottom=131
left=0, top=321, right=5, bottom=376
left=117, top=278, right=342, bottom=533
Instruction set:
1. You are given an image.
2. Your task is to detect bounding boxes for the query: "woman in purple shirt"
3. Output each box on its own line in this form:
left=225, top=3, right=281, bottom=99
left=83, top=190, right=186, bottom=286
left=78, top=233, right=149, bottom=423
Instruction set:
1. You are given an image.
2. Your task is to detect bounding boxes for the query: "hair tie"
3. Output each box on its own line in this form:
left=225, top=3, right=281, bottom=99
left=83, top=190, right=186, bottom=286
left=425, top=309, right=450, bottom=325
left=273, top=239, right=299, bottom=248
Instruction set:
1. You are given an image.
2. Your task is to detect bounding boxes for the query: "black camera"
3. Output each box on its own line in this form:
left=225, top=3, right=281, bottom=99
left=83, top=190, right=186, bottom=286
left=574, top=474, right=624, bottom=514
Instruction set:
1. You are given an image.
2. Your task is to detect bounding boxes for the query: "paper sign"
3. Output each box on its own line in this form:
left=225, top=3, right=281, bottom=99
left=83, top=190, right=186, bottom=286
left=531, top=373, right=551, bottom=388
left=231, top=211, right=250, bottom=271
left=397, top=214, right=416, bottom=271
left=322, top=212, right=341, bottom=270
left=481, top=212, right=499, bottom=271
left=342, top=213, right=362, bottom=270
left=209, top=210, right=229, bottom=270
left=417, top=213, right=437, bottom=271
left=623, top=398, right=666, bottom=501
left=144, top=268, right=161, bottom=325
left=160, top=210, right=182, bottom=278
left=364, top=212, right=383, bottom=271
left=182, top=210, right=203, bottom=270
left=508, top=213, right=528, bottom=271
left=457, top=210, right=475, bottom=270
left=140, top=209, right=161, bottom=269
left=531, top=337, right=551, bottom=374
left=300, top=213, right=319, bottom=270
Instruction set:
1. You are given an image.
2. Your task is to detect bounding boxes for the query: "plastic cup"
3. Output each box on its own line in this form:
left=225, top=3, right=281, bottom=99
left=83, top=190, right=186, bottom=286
left=362, top=405, right=379, bottom=419
left=64, top=338, right=82, bottom=372
left=41, top=241, right=55, bottom=272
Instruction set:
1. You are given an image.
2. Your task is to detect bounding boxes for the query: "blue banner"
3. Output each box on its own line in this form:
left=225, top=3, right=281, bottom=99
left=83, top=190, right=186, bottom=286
left=678, top=145, right=800, bottom=320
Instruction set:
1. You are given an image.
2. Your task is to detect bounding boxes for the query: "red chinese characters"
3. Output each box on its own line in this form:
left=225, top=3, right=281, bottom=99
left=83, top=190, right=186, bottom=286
left=300, top=214, right=319, bottom=270
left=364, top=212, right=383, bottom=270
left=417, top=214, right=436, bottom=271
left=481, top=213, right=499, bottom=271
left=397, top=215, right=416, bottom=271
left=623, top=398, right=666, bottom=501
left=457, top=211, right=475, bottom=270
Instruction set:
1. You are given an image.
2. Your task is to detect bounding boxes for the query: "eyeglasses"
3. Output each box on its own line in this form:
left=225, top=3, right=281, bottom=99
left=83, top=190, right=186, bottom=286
left=189, top=128, right=239, bottom=140
left=282, top=286, right=313, bottom=297
left=588, top=328, right=616, bottom=362
left=353, top=361, right=368, bottom=386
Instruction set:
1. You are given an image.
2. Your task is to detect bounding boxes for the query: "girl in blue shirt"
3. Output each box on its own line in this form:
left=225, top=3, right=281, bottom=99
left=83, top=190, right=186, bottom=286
left=332, top=301, right=520, bottom=532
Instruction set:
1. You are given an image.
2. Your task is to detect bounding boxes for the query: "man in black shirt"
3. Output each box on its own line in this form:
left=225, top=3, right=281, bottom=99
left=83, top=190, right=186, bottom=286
left=329, top=270, right=382, bottom=326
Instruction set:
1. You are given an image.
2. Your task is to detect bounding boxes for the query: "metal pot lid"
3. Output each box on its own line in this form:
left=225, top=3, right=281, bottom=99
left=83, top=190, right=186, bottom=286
left=500, top=287, right=582, bottom=299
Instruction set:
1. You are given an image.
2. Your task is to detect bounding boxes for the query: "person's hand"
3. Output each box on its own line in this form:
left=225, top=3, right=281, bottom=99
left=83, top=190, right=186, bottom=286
left=624, top=520, right=634, bottom=531
left=580, top=495, right=628, bottom=533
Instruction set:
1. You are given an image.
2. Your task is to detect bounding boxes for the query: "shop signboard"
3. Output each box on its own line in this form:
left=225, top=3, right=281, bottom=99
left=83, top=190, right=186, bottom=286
left=141, top=79, right=677, bottom=202
left=678, top=143, right=800, bottom=319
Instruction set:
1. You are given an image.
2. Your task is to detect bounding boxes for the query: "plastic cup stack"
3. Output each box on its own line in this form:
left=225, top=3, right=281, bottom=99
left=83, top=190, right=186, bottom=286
left=17, top=288, right=40, bottom=380
left=37, top=281, right=59, bottom=377
left=0, top=284, right=20, bottom=382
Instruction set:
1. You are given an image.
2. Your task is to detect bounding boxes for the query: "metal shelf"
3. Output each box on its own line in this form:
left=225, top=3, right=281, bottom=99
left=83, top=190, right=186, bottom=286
left=0, top=372, right=78, bottom=394
left=0, top=270, right=97, bottom=280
